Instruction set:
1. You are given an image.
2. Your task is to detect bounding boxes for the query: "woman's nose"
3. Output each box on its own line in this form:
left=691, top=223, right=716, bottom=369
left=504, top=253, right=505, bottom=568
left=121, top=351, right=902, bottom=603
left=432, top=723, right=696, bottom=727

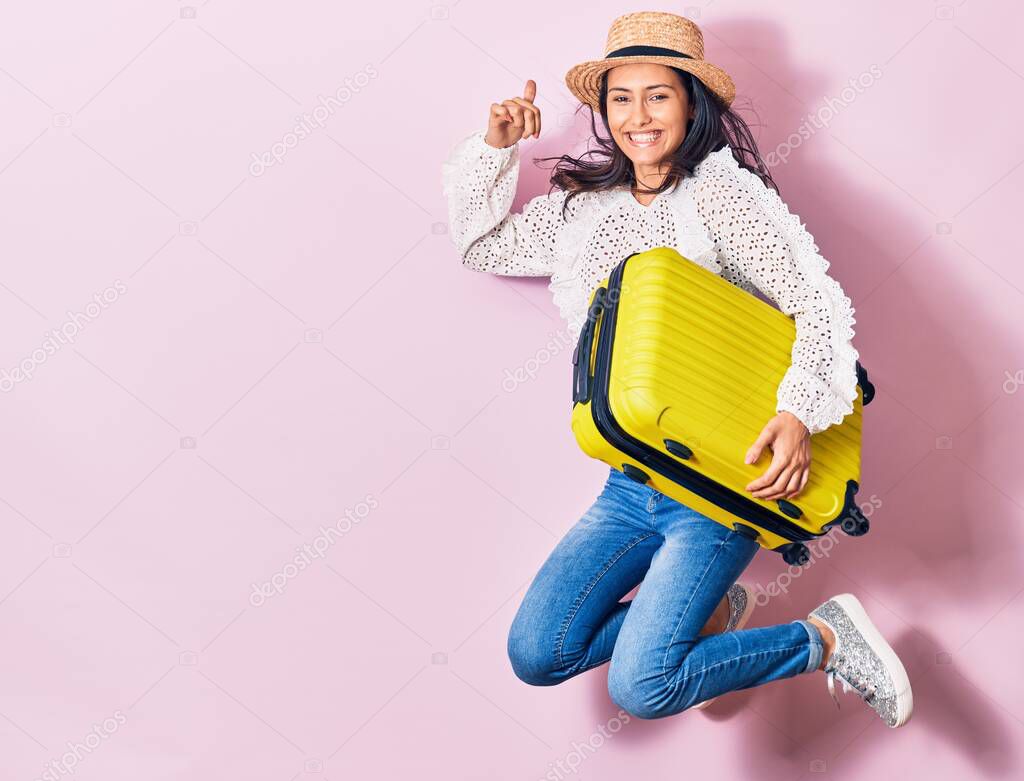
left=631, top=104, right=652, bottom=124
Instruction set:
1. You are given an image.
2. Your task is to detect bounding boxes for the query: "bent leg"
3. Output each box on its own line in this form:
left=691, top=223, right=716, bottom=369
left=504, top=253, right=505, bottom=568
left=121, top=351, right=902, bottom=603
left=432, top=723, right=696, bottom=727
left=607, top=502, right=823, bottom=718
left=507, top=474, right=662, bottom=686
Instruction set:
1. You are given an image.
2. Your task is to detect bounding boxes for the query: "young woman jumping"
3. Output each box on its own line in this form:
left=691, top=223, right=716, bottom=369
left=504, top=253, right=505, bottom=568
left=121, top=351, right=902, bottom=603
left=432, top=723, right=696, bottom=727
left=441, top=11, right=912, bottom=727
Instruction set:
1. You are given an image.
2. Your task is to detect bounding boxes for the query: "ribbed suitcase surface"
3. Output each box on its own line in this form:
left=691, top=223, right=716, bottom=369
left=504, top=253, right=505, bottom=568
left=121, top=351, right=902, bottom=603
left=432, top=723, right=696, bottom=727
left=571, top=246, right=873, bottom=565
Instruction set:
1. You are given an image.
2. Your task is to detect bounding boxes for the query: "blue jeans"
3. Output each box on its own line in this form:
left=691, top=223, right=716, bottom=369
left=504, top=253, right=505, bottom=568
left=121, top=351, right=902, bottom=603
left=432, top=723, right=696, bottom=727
left=507, top=467, right=824, bottom=718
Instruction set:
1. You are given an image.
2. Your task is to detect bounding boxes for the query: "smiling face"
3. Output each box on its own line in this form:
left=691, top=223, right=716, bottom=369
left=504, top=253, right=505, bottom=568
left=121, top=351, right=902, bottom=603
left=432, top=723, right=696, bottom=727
left=604, top=63, right=694, bottom=178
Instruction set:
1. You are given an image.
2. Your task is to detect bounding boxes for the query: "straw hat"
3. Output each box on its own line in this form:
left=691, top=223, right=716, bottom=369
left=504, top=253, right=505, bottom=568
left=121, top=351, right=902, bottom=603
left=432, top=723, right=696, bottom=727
left=565, top=11, right=736, bottom=111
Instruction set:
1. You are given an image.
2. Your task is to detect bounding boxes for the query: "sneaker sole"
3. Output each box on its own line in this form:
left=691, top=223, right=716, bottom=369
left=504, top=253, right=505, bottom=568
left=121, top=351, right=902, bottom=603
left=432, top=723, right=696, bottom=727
left=693, top=582, right=757, bottom=710
left=828, top=592, right=914, bottom=728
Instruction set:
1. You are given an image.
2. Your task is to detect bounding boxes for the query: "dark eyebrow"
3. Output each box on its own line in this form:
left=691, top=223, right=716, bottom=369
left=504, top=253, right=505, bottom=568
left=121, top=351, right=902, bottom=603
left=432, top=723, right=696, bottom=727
left=608, top=83, right=677, bottom=93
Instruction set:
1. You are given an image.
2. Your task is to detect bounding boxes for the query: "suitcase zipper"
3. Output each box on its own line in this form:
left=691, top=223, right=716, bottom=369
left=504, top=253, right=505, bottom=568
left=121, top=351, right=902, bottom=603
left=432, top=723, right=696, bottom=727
left=584, top=256, right=824, bottom=545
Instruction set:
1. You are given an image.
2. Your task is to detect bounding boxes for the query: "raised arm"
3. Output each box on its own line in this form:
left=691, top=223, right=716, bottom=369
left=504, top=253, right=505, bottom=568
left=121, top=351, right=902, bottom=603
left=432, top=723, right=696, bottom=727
left=691, top=146, right=860, bottom=437
left=440, top=80, right=565, bottom=277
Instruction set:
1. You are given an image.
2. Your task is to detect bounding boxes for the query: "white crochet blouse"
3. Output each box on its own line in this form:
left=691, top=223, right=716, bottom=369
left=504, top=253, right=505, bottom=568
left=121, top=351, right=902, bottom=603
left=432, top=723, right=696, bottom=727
left=440, top=129, right=859, bottom=435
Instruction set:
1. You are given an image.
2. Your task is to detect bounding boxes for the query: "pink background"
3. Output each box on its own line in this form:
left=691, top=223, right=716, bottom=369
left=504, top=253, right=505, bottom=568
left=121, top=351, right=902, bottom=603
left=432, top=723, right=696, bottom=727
left=1, top=1, right=1022, bottom=778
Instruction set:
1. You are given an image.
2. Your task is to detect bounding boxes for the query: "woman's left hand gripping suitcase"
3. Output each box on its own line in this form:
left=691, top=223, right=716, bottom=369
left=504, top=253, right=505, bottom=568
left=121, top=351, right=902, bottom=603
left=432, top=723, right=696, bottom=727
left=570, top=246, right=875, bottom=566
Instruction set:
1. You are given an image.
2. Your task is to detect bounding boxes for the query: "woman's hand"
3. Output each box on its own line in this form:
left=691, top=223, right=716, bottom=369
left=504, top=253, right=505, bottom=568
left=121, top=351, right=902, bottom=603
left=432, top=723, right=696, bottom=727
left=485, top=79, right=542, bottom=149
left=743, top=412, right=811, bottom=500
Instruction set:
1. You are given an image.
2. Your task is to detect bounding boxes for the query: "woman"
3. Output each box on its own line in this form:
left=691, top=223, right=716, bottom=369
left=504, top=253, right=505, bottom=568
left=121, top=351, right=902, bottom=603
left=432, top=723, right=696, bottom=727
left=441, top=12, right=912, bottom=728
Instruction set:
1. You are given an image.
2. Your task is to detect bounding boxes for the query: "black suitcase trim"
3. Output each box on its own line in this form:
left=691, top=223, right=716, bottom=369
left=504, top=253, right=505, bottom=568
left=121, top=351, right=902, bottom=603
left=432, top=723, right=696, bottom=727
left=573, top=253, right=867, bottom=549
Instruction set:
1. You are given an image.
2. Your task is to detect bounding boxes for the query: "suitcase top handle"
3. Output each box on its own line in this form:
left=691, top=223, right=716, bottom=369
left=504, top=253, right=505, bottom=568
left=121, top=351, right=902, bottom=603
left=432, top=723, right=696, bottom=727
left=572, top=287, right=607, bottom=405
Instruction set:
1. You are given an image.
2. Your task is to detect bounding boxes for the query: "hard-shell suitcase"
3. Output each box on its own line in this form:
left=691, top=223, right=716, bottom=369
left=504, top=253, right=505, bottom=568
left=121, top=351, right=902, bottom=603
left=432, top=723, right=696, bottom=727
left=570, top=246, right=875, bottom=565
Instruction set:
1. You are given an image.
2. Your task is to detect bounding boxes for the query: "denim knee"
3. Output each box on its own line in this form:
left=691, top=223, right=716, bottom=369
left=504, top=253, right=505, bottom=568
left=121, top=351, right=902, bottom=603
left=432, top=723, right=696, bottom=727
left=607, top=662, right=674, bottom=719
left=607, top=650, right=702, bottom=718
left=608, top=671, right=666, bottom=719
left=507, top=618, right=563, bottom=687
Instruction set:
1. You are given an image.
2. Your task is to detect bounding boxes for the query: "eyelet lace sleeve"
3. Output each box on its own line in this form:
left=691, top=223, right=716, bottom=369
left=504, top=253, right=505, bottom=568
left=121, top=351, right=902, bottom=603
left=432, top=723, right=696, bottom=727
left=441, top=129, right=565, bottom=277
left=691, top=146, right=860, bottom=435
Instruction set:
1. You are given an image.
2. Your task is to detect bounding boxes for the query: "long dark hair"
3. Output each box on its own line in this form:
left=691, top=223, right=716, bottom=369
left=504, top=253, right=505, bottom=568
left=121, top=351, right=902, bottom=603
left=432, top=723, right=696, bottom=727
left=535, top=67, right=777, bottom=219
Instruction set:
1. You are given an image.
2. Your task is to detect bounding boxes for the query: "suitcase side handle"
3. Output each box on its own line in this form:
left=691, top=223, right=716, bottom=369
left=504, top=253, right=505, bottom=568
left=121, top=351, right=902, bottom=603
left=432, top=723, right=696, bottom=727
left=572, top=287, right=607, bottom=405
left=855, top=361, right=875, bottom=405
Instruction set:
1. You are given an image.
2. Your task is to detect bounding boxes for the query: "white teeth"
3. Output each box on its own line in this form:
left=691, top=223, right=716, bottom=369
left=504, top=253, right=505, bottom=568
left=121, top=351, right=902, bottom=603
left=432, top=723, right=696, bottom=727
left=628, top=131, right=661, bottom=143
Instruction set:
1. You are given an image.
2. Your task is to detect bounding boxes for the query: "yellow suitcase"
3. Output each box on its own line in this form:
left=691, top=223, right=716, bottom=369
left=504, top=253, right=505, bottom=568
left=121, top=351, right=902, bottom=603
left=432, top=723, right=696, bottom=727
left=570, top=246, right=874, bottom=566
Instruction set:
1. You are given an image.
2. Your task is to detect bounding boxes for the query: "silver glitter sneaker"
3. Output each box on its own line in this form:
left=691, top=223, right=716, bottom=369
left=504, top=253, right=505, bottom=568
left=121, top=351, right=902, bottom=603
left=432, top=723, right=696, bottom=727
left=693, top=582, right=756, bottom=710
left=808, top=593, right=913, bottom=728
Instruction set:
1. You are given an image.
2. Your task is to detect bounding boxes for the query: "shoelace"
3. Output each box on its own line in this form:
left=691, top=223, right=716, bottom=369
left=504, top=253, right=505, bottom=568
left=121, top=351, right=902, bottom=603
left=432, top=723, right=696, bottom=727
left=825, top=653, right=877, bottom=711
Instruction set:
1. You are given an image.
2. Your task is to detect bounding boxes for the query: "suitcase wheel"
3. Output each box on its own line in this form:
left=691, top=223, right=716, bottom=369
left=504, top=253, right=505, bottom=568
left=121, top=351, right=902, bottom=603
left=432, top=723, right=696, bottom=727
left=839, top=507, right=870, bottom=537
left=779, top=543, right=810, bottom=567
left=621, top=464, right=650, bottom=484
left=663, top=439, right=693, bottom=460
left=856, top=361, right=875, bottom=406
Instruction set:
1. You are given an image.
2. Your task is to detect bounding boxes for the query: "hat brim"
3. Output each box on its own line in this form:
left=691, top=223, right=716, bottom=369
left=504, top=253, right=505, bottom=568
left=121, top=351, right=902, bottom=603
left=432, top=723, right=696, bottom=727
left=565, top=55, right=736, bottom=110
